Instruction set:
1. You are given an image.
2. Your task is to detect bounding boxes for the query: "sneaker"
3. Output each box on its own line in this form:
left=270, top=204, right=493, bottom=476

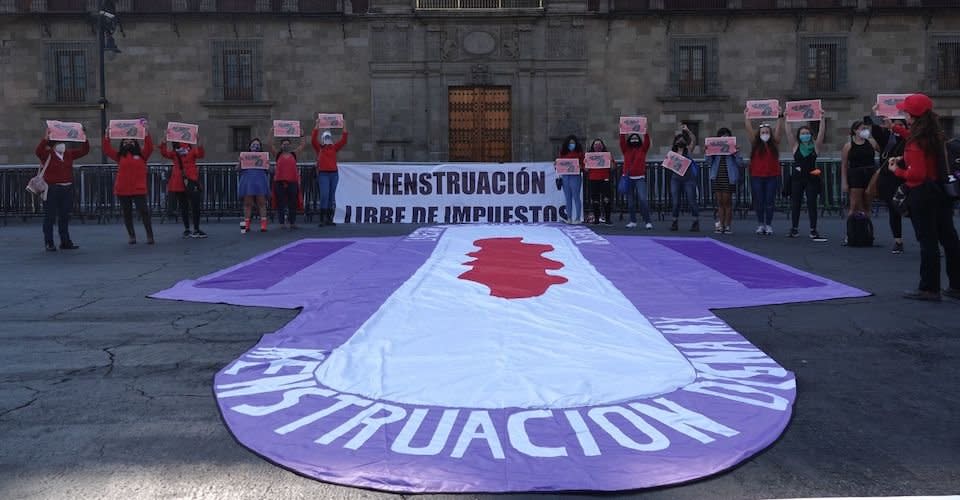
left=670, top=220, right=679, bottom=231
left=943, top=288, right=960, bottom=300
left=60, top=242, right=79, bottom=250
left=626, top=222, right=638, bottom=229
left=182, top=230, right=192, bottom=239
left=722, top=227, right=733, bottom=235
left=645, top=222, right=654, bottom=230
left=903, top=290, right=941, bottom=302
left=690, top=220, right=700, bottom=232
left=45, top=242, right=57, bottom=252
left=191, top=230, right=208, bottom=239
left=891, top=242, right=904, bottom=254
left=241, top=227, right=249, bottom=234
left=260, top=219, right=268, bottom=232
left=788, top=228, right=800, bottom=238
left=714, top=224, right=723, bottom=234
left=755, top=225, right=765, bottom=235
left=810, top=230, right=828, bottom=242
left=764, top=225, right=774, bottom=236
left=572, top=219, right=582, bottom=225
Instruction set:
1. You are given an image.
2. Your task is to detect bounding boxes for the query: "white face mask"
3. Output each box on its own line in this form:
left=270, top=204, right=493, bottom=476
left=54, top=144, right=66, bottom=155
left=858, top=129, right=871, bottom=140
left=760, top=133, right=771, bottom=143
left=176, top=147, right=189, bottom=156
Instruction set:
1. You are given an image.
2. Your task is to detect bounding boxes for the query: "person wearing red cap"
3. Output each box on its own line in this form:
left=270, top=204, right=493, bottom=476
left=883, top=93, right=960, bottom=301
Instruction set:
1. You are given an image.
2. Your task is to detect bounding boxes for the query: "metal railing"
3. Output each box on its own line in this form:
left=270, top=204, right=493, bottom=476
left=608, top=0, right=955, bottom=12
left=415, top=0, right=543, bottom=9
left=0, top=160, right=850, bottom=225
left=1, top=0, right=343, bottom=14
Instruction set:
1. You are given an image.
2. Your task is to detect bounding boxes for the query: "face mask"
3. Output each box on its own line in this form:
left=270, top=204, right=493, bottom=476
left=799, top=133, right=812, bottom=143
left=281, top=145, right=291, bottom=153
left=858, top=130, right=871, bottom=140
left=567, top=143, right=576, bottom=152
left=250, top=143, right=262, bottom=152
left=176, top=147, right=188, bottom=156
left=54, top=144, right=66, bottom=155
left=629, top=139, right=640, bottom=146
left=760, top=134, right=771, bottom=143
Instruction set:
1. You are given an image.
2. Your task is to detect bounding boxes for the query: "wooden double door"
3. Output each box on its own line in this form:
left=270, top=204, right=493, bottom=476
left=448, top=86, right=512, bottom=162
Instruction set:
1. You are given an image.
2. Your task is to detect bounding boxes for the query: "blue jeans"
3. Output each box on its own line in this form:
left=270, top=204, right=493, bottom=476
left=670, top=175, right=699, bottom=219
left=317, top=172, right=339, bottom=211
left=561, top=175, right=582, bottom=221
left=626, top=177, right=651, bottom=224
left=751, top=176, right=779, bottom=225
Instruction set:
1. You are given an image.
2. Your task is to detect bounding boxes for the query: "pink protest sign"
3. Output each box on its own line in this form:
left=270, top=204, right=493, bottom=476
left=876, top=94, right=910, bottom=119
left=166, top=122, right=199, bottom=145
left=240, top=152, right=270, bottom=170
left=46, top=121, right=86, bottom=142
left=584, top=152, right=613, bottom=169
left=704, top=137, right=737, bottom=156
left=555, top=158, right=581, bottom=175
left=108, top=119, right=146, bottom=140
left=273, top=120, right=302, bottom=138
left=317, top=114, right=344, bottom=129
left=619, top=116, right=647, bottom=135
left=784, top=100, right=823, bottom=122
left=662, top=151, right=692, bottom=176
left=746, top=100, right=781, bottom=120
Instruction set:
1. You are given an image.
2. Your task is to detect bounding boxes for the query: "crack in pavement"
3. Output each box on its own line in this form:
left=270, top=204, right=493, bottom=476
left=134, top=263, right=168, bottom=279
left=50, top=298, right=104, bottom=320
left=0, top=385, right=41, bottom=420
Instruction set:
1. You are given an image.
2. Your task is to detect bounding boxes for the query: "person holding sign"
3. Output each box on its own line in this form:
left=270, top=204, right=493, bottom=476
left=238, top=138, right=271, bottom=234
left=557, top=135, right=585, bottom=224
left=270, top=133, right=305, bottom=230
left=744, top=109, right=783, bottom=235
left=103, top=124, right=155, bottom=245
left=311, top=120, right=349, bottom=227
left=870, top=108, right=908, bottom=254
left=585, top=138, right=613, bottom=225
left=160, top=137, right=206, bottom=239
left=706, top=127, right=743, bottom=235
left=35, top=125, right=90, bottom=251
left=668, top=125, right=700, bottom=232
left=620, top=130, right=653, bottom=229
left=841, top=119, right=880, bottom=221
left=783, top=117, right=827, bottom=241
left=884, top=94, right=960, bottom=301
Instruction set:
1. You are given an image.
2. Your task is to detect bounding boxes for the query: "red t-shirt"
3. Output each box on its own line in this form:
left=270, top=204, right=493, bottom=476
left=750, top=147, right=781, bottom=178
left=274, top=153, right=299, bottom=183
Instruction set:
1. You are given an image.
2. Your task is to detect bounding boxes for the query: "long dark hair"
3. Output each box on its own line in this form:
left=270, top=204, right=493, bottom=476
left=751, top=125, right=778, bottom=158
left=560, top=135, right=583, bottom=155
left=118, top=139, right=141, bottom=158
left=589, top=138, right=608, bottom=152
left=908, top=110, right=946, bottom=157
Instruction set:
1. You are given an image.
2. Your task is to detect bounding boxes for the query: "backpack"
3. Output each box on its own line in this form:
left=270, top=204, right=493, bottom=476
left=846, top=212, right=874, bottom=247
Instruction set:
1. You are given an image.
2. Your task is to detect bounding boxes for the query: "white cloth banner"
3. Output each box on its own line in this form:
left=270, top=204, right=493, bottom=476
left=335, top=163, right=571, bottom=224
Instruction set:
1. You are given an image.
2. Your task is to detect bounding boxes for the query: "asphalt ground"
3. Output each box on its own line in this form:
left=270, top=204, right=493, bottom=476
left=1, top=212, right=958, bottom=500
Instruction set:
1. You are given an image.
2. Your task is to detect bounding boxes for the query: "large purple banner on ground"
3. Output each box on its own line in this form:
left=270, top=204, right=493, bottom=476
left=152, top=225, right=868, bottom=493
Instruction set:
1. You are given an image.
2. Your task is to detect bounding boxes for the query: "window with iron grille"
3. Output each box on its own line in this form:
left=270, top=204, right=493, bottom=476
left=799, top=36, right=846, bottom=93
left=940, top=117, right=956, bottom=139
left=934, top=39, right=960, bottom=91
left=671, top=38, right=719, bottom=98
left=232, top=126, right=252, bottom=152
left=43, top=42, right=95, bottom=104
left=212, top=40, right=263, bottom=102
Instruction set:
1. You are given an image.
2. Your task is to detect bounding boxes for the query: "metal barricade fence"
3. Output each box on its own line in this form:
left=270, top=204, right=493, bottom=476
left=0, top=160, right=845, bottom=224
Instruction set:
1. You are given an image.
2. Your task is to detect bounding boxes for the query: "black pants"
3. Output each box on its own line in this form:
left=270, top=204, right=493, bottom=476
left=43, top=184, right=73, bottom=245
left=885, top=198, right=903, bottom=239
left=275, top=181, right=299, bottom=225
left=790, top=177, right=820, bottom=231
left=175, top=190, right=202, bottom=231
left=588, top=179, right=611, bottom=222
left=908, top=184, right=960, bottom=292
left=119, top=195, right=153, bottom=240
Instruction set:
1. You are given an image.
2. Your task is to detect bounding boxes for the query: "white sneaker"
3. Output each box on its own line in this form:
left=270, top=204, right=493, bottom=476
left=755, top=225, right=765, bottom=235
left=765, top=225, right=774, bottom=235
left=573, top=219, right=582, bottom=225
left=626, top=222, right=638, bottom=229
left=714, top=221, right=721, bottom=231
left=645, top=223, right=654, bottom=230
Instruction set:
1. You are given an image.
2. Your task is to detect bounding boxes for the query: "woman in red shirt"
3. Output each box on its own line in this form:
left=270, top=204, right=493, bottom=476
left=586, top=138, right=612, bottom=225
left=160, top=139, right=206, bottom=238
left=558, top=135, right=585, bottom=224
left=35, top=130, right=90, bottom=252
left=884, top=93, right=960, bottom=301
left=103, top=126, right=154, bottom=244
left=270, top=132, right=305, bottom=230
left=619, top=131, right=653, bottom=229
left=744, top=111, right=783, bottom=235
left=311, top=121, right=348, bottom=227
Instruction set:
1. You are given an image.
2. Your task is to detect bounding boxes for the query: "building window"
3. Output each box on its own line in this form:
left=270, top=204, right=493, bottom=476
left=43, top=42, right=95, bottom=104
left=232, top=127, right=252, bottom=152
left=940, top=117, right=955, bottom=139
left=671, top=38, right=719, bottom=97
left=799, top=36, right=847, bottom=94
left=934, top=39, right=960, bottom=91
left=212, top=40, right=262, bottom=101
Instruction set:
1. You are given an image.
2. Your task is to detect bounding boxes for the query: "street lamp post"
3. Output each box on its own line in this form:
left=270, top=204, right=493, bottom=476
left=97, top=3, right=107, bottom=163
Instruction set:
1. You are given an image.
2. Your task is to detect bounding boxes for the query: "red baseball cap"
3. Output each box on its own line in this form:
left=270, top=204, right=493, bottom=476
left=896, top=93, right=934, bottom=117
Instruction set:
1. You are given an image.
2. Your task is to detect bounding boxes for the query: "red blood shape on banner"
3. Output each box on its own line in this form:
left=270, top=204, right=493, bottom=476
left=458, top=237, right=568, bottom=299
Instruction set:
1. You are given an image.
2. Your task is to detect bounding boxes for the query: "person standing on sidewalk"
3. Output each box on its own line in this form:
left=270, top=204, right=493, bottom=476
left=160, top=138, right=206, bottom=239
left=270, top=133, right=305, bottom=230
left=103, top=123, right=155, bottom=245
left=35, top=128, right=90, bottom=252
left=620, top=130, right=653, bottom=229
left=783, top=117, right=827, bottom=241
left=558, top=135, right=585, bottom=224
left=668, top=124, right=700, bottom=232
left=311, top=121, right=348, bottom=227
left=744, top=111, right=783, bottom=236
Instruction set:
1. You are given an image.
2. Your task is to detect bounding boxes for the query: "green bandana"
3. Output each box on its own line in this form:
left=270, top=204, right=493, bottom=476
left=798, top=142, right=815, bottom=158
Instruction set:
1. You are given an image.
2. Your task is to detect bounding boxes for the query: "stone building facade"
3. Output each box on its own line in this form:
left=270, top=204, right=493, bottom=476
left=0, top=0, right=958, bottom=164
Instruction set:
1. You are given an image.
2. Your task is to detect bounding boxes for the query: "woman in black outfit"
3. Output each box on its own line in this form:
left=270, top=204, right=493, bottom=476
left=841, top=120, right=880, bottom=218
left=784, top=117, right=827, bottom=241
left=871, top=115, right=908, bottom=253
